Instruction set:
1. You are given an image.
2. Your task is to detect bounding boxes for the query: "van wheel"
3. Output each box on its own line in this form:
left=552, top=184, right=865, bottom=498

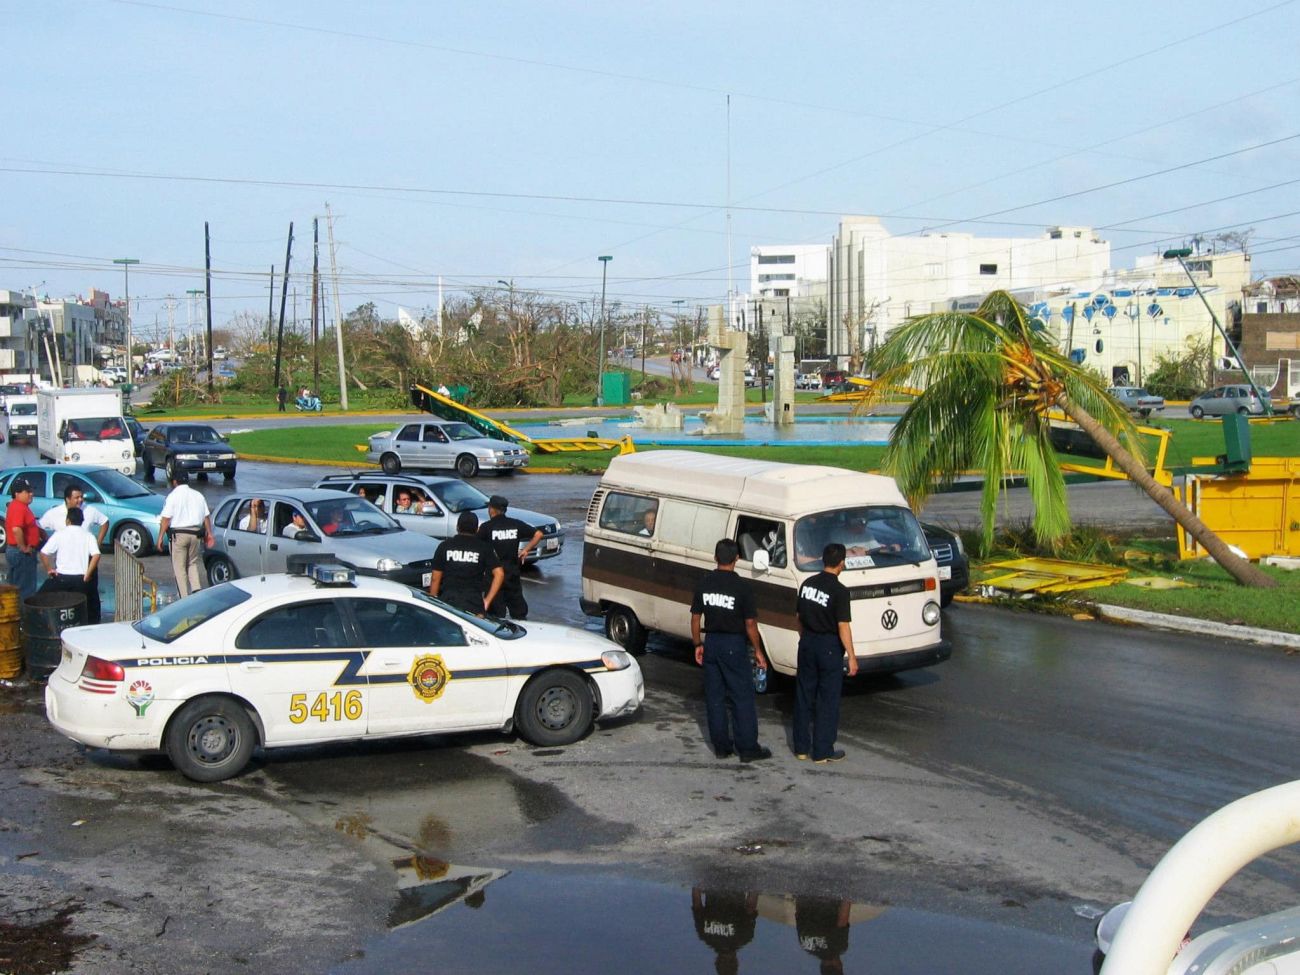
left=604, top=605, right=647, bottom=655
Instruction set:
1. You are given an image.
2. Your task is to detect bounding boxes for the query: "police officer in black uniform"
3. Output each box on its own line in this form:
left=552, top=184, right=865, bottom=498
left=795, top=894, right=853, bottom=975
left=691, top=887, right=758, bottom=975
left=689, top=538, right=771, bottom=762
left=477, top=495, right=544, bottom=619
left=429, top=511, right=504, bottom=615
left=793, top=542, right=857, bottom=763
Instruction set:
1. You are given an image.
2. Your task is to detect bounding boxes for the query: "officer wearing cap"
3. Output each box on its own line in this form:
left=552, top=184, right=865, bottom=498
left=429, top=511, right=504, bottom=615
left=477, top=495, right=543, bottom=619
left=793, top=542, right=857, bottom=764
left=4, top=478, right=43, bottom=600
left=689, top=538, right=771, bottom=762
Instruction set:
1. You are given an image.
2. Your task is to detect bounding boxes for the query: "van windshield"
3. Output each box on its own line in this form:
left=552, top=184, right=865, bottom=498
left=794, top=506, right=929, bottom=571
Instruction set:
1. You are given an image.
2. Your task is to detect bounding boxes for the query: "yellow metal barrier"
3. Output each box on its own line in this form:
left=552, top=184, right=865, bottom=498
left=1177, top=462, right=1300, bottom=560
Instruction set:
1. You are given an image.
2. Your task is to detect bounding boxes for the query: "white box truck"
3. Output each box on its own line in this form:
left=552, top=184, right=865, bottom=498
left=37, top=388, right=136, bottom=475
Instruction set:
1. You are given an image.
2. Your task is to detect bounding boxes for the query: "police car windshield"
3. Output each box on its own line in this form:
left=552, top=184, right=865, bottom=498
left=426, top=480, right=490, bottom=513
left=794, top=505, right=930, bottom=571
left=441, top=422, right=483, bottom=442
left=85, top=468, right=152, bottom=499
left=134, top=583, right=252, bottom=644
left=409, top=589, right=525, bottom=640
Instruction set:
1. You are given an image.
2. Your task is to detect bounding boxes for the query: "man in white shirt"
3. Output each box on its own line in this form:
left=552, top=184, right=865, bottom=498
left=39, top=507, right=101, bottom=617
left=281, top=510, right=308, bottom=538
left=159, top=470, right=213, bottom=598
left=39, top=484, right=110, bottom=623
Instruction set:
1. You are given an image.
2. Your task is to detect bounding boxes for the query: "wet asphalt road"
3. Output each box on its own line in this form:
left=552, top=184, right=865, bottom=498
left=1, top=425, right=1296, bottom=972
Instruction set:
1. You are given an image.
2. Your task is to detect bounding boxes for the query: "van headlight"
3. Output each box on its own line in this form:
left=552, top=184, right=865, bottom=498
left=922, top=601, right=941, bottom=626
left=375, top=558, right=402, bottom=573
left=601, top=650, right=632, bottom=671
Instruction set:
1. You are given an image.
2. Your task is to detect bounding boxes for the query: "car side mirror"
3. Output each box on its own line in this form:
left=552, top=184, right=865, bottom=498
left=219, top=434, right=229, bottom=442
left=752, top=549, right=771, bottom=572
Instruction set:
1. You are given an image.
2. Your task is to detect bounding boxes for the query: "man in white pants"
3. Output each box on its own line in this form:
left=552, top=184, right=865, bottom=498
left=158, top=470, right=213, bottom=598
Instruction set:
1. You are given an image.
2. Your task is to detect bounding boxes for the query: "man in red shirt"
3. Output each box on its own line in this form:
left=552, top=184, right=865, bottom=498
left=5, top=479, right=43, bottom=599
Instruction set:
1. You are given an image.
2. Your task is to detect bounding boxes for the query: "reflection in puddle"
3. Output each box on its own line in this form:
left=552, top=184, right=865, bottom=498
left=335, top=865, right=1091, bottom=974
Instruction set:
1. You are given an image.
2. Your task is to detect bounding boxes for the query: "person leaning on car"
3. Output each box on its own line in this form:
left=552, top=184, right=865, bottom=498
left=429, top=511, right=504, bottom=616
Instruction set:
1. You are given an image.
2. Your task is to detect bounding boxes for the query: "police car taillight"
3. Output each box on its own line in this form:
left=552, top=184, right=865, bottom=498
left=81, top=656, right=125, bottom=682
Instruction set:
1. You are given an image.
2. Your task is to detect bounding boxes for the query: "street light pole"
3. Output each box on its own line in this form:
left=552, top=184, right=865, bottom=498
left=113, top=258, right=140, bottom=381
left=1163, top=248, right=1273, bottom=415
left=596, top=256, right=612, bottom=406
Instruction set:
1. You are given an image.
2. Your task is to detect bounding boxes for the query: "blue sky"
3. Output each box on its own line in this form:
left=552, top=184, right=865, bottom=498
left=4, top=0, right=1299, bottom=335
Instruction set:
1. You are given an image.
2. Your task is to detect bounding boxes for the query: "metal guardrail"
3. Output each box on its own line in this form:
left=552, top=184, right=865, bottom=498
left=113, top=543, right=158, bottom=622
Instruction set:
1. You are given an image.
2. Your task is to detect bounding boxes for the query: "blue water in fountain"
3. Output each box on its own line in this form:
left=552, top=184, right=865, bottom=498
left=511, top=413, right=898, bottom=447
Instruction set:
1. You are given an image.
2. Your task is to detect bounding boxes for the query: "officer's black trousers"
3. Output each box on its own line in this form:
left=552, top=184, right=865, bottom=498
left=793, top=632, right=844, bottom=760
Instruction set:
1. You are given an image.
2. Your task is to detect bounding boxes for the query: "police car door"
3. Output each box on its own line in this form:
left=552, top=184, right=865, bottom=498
left=227, top=597, right=366, bottom=745
left=348, top=596, right=508, bottom=734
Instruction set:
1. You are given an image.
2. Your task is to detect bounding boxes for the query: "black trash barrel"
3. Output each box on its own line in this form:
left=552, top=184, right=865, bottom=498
left=22, top=591, right=87, bottom=675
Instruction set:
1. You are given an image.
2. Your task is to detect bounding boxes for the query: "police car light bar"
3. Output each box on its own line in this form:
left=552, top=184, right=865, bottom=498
left=308, top=562, right=355, bottom=585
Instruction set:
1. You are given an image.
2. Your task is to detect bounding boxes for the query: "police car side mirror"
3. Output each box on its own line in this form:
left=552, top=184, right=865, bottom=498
left=752, top=549, right=771, bottom=572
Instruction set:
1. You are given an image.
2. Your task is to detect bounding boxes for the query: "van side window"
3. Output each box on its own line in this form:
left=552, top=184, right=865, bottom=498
left=598, top=492, right=659, bottom=537
left=736, top=516, right=786, bottom=568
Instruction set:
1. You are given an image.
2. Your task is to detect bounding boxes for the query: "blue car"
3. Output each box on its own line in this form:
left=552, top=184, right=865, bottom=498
left=0, top=465, right=165, bottom=555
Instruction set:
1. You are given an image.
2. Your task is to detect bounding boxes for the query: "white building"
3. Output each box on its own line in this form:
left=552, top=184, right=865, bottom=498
left=749, top=244, right=828, bottom=300
left=827, top=216, right=1111, bottom=362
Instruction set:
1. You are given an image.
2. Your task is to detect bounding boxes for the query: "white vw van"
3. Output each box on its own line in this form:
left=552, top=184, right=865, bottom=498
left=580, top=451, right=950, bottom=677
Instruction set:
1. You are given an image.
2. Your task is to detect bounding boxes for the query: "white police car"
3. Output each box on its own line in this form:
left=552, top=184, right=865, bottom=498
left=45, top=562, right=643, bottom=781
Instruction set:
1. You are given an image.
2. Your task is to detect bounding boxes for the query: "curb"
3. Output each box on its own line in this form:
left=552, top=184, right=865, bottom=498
left=1094, top=603, right=1300, bottom=650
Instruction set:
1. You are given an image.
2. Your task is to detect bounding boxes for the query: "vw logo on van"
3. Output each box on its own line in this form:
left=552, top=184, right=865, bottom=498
left=881, top=609, right=899, bottom=630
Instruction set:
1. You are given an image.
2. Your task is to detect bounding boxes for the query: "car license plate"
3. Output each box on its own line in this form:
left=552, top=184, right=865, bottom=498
left=545, top=538, right=559, bottom=551
left=938, top=566, right=952, bottom=580
left=421, top=572, right=432, bottom=587
left=203, top=462, right=216, bottom=469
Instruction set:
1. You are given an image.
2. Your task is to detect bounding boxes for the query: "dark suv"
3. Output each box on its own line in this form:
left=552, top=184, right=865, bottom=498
left=921, top=523, right=969, bottom=606
left=142, top=423, right=238, bottom=481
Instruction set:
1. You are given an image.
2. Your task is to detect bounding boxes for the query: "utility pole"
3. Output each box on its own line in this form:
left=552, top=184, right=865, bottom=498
left=273, top=221, right=293, bottom=390
left=166, top=295, right=175, bottom=356
left=596, top=255, right=612, bottom=406
left=204, top=223, right=214, bottom=398
left=267, top=265, right=275, bottom=347
left=326, top=203, right=348, bottom=410
left=311, top=217, right=320, bottom=395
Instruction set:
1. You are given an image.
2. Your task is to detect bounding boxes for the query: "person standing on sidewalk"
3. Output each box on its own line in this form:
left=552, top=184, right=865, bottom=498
left=477, top=495, right=543, bottom=619
left=4, top=479, right=42, bottom=600
left=38, top=508, right=100, bottom=613
left=689, top=538, right=771, bottom=762
left=276, top=385, right=287, bottom=412
left=792, top=542, right=857, bottom=764
left=39, top=484, right=109, bottom=623
left=158, top=470, right=213, bottom=598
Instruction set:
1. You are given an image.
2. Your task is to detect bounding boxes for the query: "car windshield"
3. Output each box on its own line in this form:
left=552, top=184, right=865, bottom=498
left=9, top=403, right=35, bottom=415
left=426, top=480, right=490, bottom=513
left=85, top=468, right=153, bottom=499
left=409, top=588, right=525, bottom=640
left=305, top=497, right=402, bottom=535
left=172, top=426, right=222, bottom=445
left=441, top=422, right=484, bottom=442
left=134, top=583, right=251, bottom=643
left=794, top=505, right=931, bottom=571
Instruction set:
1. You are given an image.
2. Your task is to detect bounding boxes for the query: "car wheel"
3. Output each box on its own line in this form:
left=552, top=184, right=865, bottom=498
left=207, top=555, right=236, bottom=586
left=380, top=453, right=401, bottom=475
left=0, top=524, right=6, bottom=547
left=1191, top=406, right=1205, bottom=419
left=455, top=453, right=479, bottom=478
left=165, top=696, right=257, bottom=782
left=1237, top=406, right=1249, bottom=416
left=1292, top=404, right=1300, bottom=419
left=165, top=457, right=178, bottom=481
left=114, top=521, right=152, bottom=557
left=224, top=467, right=237, bottom=482
left=604, top=604, right=647, bottom=655
left=515, top=669, right=594, bottom=747
left=1139, top=408, right=1151, bottom=418
left=940, top=589, right=956, bottom=608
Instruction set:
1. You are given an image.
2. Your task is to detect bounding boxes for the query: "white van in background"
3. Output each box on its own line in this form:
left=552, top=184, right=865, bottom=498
left=580, top=451, right=950, bottom=677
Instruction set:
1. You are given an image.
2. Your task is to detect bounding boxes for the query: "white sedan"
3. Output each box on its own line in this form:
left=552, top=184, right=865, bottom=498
left=45, top=564, right=643, bottom=781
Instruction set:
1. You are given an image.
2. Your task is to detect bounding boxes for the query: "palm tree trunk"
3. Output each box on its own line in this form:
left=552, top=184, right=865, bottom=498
left=1057, top=395, right=1277, bottom=589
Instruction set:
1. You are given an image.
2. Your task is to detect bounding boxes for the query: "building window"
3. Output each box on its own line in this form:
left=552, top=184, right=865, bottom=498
left=1257, top=302, right=1269, bottom=313
left=924, top=263, right=941, bottom=277
left=1186, top=260, right=1213, bottom=275
left=757, top=255, right=796, bottom=265
left=757, top=274, right=795, bottom=283
left=773, top=289, right=789, bottom=297
left=1265, top=331, right=1300, bottom=351
left=979, top=263, right=998, bottom=275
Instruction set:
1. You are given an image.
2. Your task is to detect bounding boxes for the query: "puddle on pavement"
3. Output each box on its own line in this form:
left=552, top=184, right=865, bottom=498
left=332, top=863, right=1093, bottom=974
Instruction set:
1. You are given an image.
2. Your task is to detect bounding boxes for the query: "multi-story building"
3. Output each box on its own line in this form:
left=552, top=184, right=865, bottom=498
left=0, top=288, right=125, bottom=383
left=749, top=244, right=828, bottom=300
left=0, top=290, right=35, bottom=374
left=826, top=216, right=1111, bottom=363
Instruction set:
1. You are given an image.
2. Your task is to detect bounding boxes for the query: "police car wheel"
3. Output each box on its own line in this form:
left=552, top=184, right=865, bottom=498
left=455, top=453, right=479, bottom=478
left=516, top=670, right=593, bottom=746
left=604, top=605, right=647, bottom=655
left=207, top=555, right=236, bottom=586
left=114, top=521, right=152, bottom=557
left=166, top=697, right=257, bottom=782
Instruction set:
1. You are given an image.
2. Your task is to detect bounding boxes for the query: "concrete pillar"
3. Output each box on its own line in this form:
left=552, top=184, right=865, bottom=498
left=701, top=305, right=746, bottom=435
left=770, top=333, right=797, bottom=426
